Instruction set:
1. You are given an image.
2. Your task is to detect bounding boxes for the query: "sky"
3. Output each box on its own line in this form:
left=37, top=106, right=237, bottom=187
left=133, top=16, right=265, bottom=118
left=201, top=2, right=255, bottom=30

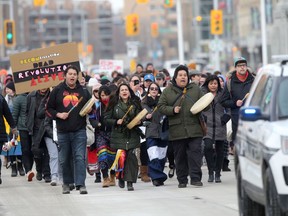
left=109, top=0, right=124, bottom=13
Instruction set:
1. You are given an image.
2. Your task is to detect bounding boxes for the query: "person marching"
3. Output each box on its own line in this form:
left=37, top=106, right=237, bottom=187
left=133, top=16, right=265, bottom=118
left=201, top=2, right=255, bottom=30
left=46, top=65, right=91, bottom=195
left=221, top=57, right=254, bottom=154
left=142, top=82, right=168, bottom=186
left=4, top=82, right=25, bottom=177
left=90, top=85, right=116, bottom=188
left=0, top=93, right=18, bottom=184
left=201, top=75, right=229, bottom=183
left=104, top=83, right=142, bottom=191
left=158, top=65, right=208, bottom=188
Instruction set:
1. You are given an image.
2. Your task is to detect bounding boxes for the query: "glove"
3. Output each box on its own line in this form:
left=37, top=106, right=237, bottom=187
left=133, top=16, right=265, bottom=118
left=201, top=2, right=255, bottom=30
left=11, top=128, right=19, bottom=139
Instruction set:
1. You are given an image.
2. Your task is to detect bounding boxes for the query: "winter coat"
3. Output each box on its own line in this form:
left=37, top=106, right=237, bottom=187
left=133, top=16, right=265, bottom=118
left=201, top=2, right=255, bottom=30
left=104, top=100, right=142, bottom=150
left=142, top=97, right=163, bottom=139
left=0, top=94, right=16, bottom=143
left=158, top=82, right=207, bottom=141
left=202, top=91, right=227, bottom=141
left=221, top=70, right=254, bottom=114
left=12, top=93, right=28, bottom=131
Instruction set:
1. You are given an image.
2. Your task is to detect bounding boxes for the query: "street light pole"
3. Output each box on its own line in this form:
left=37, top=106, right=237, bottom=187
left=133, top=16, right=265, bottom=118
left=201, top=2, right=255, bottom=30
left=176, top=0, right=185, bottom=64
left=213, top=0, right=220, bottom=70
left=260, top=0, right=268, bottom=65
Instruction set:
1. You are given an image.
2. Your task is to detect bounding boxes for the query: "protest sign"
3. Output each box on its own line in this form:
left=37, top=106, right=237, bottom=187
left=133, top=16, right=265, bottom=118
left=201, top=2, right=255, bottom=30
left=10, top=42, right=80, bottom=94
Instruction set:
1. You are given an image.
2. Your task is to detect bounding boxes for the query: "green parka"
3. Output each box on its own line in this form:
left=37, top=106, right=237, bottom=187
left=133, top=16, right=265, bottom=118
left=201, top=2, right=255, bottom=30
left=158, top=82, right=207, bottom=141
left=104, top=100, right=142, bottom=150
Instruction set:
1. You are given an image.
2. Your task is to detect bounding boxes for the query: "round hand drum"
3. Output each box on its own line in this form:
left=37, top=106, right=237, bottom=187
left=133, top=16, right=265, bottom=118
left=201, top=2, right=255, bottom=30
left=127, top=109, right=148, bottom=129
left=190, top=92, right=214, bottom=114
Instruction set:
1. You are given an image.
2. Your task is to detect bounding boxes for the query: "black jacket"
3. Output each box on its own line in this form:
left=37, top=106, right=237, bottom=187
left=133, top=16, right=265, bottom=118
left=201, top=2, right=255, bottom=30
left=221, top=70, right=254, bottom=114
left=0, top=94, right=16, bottom=143
left=12, top=93, right=28, bottom=131
left=46, top=82, right=91, bottom=132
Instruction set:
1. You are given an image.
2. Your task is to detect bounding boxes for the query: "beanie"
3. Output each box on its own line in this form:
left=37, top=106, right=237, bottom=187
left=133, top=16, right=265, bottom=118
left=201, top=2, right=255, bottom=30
left=6, top=81, right=15, bottom=92
left=173, top=65, right=189, bottom=79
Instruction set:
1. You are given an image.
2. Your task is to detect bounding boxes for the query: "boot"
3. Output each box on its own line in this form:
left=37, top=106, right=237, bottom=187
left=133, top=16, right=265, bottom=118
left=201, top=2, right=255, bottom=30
left=11, top=162, right=17, bottom=177
left=208, top=174, right=214, bottom=183
left=17, top=161, right=25, bottom=176
left=215, top=173, right=222, bottom=183
left=102, top=177, right=110, bottom=188
left=94, top=172, right=101, bottom=183
left=118, top=178, right=125, bottom=188
left=140, top=166, right=151, bottom=182
left=109, top=174, right=116, bottom=186
left=127, top=181, right=134, bottom=191
left=222, top=158, right=231, bottom=172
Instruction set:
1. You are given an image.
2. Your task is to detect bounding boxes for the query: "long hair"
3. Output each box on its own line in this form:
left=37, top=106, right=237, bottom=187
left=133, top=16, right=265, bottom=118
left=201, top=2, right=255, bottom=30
left=142, top=82, right=162, bottom=108
left=202, top=74, right=222, bottom=93
left=106, top=83, right=141, bottom=111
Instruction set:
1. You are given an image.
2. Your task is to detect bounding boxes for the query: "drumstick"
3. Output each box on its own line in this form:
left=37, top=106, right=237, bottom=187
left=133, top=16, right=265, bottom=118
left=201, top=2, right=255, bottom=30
left=178, top=88, right=187, bottom=107
left=121, top=105, right=133, bottom=121
left=241, top=93, right=250, bottom=101
left=68, top=97, right=83, bottom=115
left=150, top=106, right=158, bottom=116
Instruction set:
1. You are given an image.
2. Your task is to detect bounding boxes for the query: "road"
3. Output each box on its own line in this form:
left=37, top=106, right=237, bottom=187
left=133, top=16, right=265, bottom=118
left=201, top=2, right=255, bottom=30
left=0, top=155, right=238, bottom=216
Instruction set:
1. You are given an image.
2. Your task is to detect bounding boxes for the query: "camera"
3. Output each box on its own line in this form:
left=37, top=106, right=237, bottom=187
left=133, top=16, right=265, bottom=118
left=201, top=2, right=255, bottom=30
left=134, top=80, right=140, bottom=86
left=2, top=139, right=18, bottom=152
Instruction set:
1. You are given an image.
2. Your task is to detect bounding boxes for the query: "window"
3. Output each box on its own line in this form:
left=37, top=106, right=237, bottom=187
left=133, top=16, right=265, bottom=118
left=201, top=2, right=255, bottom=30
left=277, top=78, right=288, bottom=119
left=250, top=75, right=273, bottom=115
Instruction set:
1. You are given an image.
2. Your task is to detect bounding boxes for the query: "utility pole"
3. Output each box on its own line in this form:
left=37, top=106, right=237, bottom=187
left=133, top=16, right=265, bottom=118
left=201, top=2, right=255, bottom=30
left=176, top=0, right=184, bottom=64
left=260, top=0, right=268, bottom=65
left=213, top=0, right=220, bottom=70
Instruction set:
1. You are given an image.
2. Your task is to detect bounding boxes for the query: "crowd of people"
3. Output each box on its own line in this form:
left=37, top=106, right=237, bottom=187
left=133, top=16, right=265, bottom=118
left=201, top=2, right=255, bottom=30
left=0, top=57, right=254, bottom=194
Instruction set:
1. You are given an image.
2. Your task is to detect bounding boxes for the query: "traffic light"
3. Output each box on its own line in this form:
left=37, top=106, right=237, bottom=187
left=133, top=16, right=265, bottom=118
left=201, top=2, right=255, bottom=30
left=164, top=0, right=174, bottom=8
left=151, top=22, right=159, bottom=38
left=136, top=0, right=149, bottom=3
left=4, top=20, right=16, bottom=47
left=126, top=14, right=140, bottom=36
left=210, top=10, right=223, bottom=35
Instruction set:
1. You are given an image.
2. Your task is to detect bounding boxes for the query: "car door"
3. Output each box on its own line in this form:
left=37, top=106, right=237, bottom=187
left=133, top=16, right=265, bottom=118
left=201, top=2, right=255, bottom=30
left=240, top=74, right=273, bottom=189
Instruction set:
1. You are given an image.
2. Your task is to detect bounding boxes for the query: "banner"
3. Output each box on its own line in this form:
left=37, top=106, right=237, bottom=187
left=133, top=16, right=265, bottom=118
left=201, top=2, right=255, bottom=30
left=10, top=42, right=80, bottom=94
left=99, top=59, right=124, bottom=75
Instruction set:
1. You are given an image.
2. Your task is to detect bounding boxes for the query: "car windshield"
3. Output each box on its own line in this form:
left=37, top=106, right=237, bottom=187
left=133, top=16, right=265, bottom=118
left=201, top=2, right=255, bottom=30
left=277, top=78, right=288, bottom=119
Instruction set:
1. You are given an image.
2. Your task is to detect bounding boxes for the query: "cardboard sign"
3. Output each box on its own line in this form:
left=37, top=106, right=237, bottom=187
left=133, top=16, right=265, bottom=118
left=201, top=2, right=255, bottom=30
left=10, top=42, right=80, bottom=94
left=99, top=59, right=124, bottom=74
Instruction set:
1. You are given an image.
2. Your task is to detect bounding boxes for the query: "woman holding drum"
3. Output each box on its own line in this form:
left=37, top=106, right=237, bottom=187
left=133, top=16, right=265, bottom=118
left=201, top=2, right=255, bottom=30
left=201, top=75, right=229, bottom=183
left=104, top=83, right=143, bottom=191
left=158, top=65, right=209, bottom=188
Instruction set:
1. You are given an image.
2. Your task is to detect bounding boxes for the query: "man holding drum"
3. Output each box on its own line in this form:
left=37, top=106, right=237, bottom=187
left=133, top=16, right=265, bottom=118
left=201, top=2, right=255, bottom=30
left=46, top=65, right=91, bottom=195
left=158, top=65, right=209, bottom=188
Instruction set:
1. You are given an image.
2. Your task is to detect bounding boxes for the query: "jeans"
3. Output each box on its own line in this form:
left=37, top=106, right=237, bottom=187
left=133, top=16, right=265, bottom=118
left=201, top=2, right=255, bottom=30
left=58, top=129, right=87, bottom=186
left=45, top=137, right=62, bottom=182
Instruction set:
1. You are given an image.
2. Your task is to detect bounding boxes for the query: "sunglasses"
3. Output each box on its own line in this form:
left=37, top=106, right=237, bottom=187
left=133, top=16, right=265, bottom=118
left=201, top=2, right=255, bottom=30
left=150, top=87, right=159, bottom=91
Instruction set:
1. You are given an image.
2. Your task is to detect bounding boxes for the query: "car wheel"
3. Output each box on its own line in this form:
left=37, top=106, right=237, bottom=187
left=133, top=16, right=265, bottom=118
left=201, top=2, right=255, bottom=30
left=237, top=165, right=264, bottom=216
left=264, top=167, right=284, bottom=216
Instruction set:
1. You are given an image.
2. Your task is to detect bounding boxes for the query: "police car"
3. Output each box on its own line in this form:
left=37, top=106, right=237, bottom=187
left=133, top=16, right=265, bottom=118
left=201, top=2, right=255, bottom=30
left=235, top=60, right=288, bottom=216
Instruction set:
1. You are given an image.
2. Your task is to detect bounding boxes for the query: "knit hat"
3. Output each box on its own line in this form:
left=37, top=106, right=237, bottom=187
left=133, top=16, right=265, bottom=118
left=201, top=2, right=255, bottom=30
left=155, top=72, right=165, bottom=80
left=6, top=81, right=15, bottom=92
left=234, top=57, right=247, bottom=67
left=173, top=65, right=189, bottom=79
left=87, top=78, right=98, bottom=87
left=189, top=69, right=201, bottom=77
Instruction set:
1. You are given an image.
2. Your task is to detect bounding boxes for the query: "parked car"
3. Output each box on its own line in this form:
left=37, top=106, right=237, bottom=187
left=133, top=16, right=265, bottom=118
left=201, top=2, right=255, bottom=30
left=235, top=60, right=288, bottom=216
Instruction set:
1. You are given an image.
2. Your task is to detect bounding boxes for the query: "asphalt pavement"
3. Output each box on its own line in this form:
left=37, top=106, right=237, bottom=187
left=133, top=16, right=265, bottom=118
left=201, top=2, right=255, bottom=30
left=0, top=155, right=238, bottom=216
